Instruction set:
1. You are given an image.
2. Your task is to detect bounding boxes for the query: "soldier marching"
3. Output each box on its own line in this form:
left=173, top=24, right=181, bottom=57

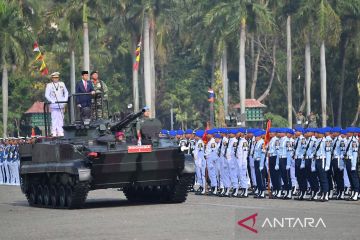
left=167, top=126, right=360, bottom=202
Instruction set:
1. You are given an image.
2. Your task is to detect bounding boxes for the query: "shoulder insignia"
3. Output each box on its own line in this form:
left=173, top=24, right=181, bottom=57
left=211, top=143, right=216, bottom=148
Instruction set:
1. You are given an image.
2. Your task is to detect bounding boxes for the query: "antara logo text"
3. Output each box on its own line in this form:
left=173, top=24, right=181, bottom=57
left=237, top=213, right=327, bottom=234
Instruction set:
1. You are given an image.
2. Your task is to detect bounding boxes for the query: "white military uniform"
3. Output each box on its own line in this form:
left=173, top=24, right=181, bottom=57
left=45, top=78, right=68, bottom=136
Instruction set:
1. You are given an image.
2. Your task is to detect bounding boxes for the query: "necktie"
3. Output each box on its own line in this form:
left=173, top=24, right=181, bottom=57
left=84, top=81, right=87, bottom=91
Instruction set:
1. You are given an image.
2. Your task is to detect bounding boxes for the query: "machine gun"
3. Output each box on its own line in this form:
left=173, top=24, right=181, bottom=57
left=110, top=108, right=145, bottom=132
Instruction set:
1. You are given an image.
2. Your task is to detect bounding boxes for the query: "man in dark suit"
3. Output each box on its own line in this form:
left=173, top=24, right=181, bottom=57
left=76, top=70, right=95, bottom=119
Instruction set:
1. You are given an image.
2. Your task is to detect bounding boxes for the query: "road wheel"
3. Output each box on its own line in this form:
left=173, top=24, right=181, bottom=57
left=50, top=185, right=58, bottom=208
left=37, top=185, right=44, bottom=205
left=59, top=185, right=66, bottom=207
left=43, top=185, right=51, bottom=206
left=65, top=185, right=73, bottom=207
left=29, top=184, right=37, bottom=205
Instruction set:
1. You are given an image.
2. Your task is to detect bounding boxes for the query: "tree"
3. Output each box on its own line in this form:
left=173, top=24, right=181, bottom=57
left=0, top=0, right=30, bottom=137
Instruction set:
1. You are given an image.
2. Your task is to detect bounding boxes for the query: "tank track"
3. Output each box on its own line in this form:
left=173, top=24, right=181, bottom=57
left=123, top=174, right=193, bottom=203
left=24, top=174, right=89, bottom=209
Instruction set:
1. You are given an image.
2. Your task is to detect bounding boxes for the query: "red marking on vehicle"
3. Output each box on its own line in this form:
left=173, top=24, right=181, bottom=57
left=128, top=145, right=152, bottom=153
left=88, top=152, right=99, bottom=158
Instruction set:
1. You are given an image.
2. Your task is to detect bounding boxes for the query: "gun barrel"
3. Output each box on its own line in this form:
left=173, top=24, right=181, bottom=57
left=110, top=109, right=145, bottom=132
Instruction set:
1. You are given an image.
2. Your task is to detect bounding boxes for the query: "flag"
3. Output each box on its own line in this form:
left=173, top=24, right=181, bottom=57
left=35, top=52, right=43, bottom=61
left=264, top=119, right=271, bottom=149
left=133, top=41, right=141, bottom=71
left=208, top=89, right=215, bottom=102
left=33, top=42, right=40, bottom=52
left=32, top=41, right=48, bottom=76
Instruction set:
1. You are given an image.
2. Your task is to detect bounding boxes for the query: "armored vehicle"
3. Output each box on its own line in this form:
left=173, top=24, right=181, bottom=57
left=19, top=94, right=195, bottom=209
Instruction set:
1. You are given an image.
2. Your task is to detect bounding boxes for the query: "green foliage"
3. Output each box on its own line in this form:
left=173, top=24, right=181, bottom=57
left=264, top=112, right=289, bottom=127
left=0, top=0, right=360, bottom=136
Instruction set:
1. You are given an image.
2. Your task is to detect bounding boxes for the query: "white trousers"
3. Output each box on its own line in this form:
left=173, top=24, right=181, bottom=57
left=51, top=108, right=64, bottom=136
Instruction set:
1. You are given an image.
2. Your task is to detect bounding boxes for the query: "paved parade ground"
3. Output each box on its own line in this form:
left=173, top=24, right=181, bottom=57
left=0, top=185, right=359, bottom=240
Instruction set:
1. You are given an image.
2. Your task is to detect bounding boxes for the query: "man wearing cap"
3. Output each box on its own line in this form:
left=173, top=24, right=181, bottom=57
left=324, top=127, right=334, bottom=198
left=225, top=129, right=239, bottom=197
left=218, top=129, right=229, bottom=196
left=331, top=127, right=345, bottom=199
left=268, top=128, right=281, bottom=198
left=76, top=70, right=95, bottom=119
left=314, top=129, right=329, bottom=201
left=236, top=128, right=249, bottom=198
left=45, top=72, right=69, bottom=137
left=344, top=128, right=359, bottom=201
left=136, top=106, right=151, bottom=146
left=205, top=129, right=219, bottom=195
left=278, top=129, right=292, bottom=199
left=193, top=130, right=206, bottom=194
left=247, top=129, right=258, bottom=194
left=253, top=130, right=266, bottom=198
left=90, top=71, right=108, bottom=119
left=293, top=128, right=307, bottom=200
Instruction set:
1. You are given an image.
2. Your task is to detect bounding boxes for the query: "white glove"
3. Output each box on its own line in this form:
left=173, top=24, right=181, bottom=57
left=275, top=165, right=279, bottom=171
left=325, top=166, right=330, bottom=171
left=300, top=163, right=305, bottom=169
left=286, top=165, right=290, bottom=170
left=260, top=166, right=263, bottom=171
left=180, top=146, right=189, bottom=152
left=51, top=100, right=56, bottom=104
left=351, top=166, right=356, bottom=171
left=137, top=140, right=142, bottom=146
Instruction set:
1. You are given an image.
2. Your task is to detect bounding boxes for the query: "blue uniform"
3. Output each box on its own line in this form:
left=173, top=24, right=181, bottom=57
left=344, top=136, right=359, bottom=193
left=268, top=136, right=281, bottom=194
left=294, top=135, right=307, bottom=192
left=314, top=137, right=329, bottom=194
left=253, top=139, right=266, bottom=192
left=279, top=136, right=292, bottom=193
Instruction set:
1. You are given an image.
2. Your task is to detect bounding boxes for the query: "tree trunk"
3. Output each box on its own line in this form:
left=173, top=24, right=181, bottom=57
left=351, top=81, right=360, bottom=126
left=83, top=4, right=90, bottom=72
left=257, top=38, right=277, bottom=102
left=149, top=19, right=156, bottom=118
left=305, top=35, right=312, bottom=116
left=131, top=34, right=139, bottom=112
left=2, top=64, right=8, bottom=138
left=220, top=46, right=228, bottom=117
left=143, top=14, right=152, bottom=115
left=337, top=36, right=348, bottom=126
left=320, top=40, right=327, bottom=127
left=70, top=49, right=76, bottom=122
left=239, top=18, right=247, bottom=126
left=250, top=49, right=260, bottom=99
left=210, top=55, right=215, bottom=128
left=286, top=15, right=293, bottom=128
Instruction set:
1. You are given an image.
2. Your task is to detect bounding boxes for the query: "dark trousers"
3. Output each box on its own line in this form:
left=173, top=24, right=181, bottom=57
left=345, top=160, right=359, bottom=192
left=331, top=158, right=344, bottom=192
left=295, top=159, right=307, bottom=191
left=279, top=158, right=291, bottom=191
left=305, top=159, right=319, bottom=192
left=269, top=156, right=281, bottom=191
left=315, top=159, right=329, bottom=193
left=254, top=160, right=265, bottom=191
left=327, top=165, right=334, bottom=191
left=247, top=157, right=254, bottom=187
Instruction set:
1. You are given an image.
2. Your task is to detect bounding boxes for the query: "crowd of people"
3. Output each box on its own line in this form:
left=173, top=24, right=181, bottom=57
left=0, top=138, right=32, bottom=185
left=164, top=126, right=360, bottom=202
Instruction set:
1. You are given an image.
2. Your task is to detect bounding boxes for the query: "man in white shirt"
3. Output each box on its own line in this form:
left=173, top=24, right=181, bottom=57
left=45, top=72, right=69, bottom=137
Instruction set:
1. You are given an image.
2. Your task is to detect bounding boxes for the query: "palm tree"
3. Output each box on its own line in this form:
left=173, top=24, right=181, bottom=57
left=204, top=0, right=274, bottom=126
left=0, top=0, right=30, bottom=137
left=318, top=0, right=341, bottom=126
